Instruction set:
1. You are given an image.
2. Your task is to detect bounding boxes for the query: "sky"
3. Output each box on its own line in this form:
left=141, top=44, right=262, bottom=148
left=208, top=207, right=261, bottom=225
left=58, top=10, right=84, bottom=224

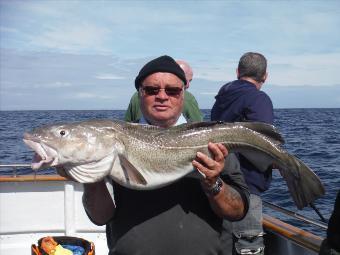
left=1, top=0, right=340, bottom=110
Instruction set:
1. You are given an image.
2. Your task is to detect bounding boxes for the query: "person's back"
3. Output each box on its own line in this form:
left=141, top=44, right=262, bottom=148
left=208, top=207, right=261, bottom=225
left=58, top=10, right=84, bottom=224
left=211, top=79, right=273, bottom=125
left=212, top=79, right=273, bottom=195
left=211, top=52, right=273, bottom=255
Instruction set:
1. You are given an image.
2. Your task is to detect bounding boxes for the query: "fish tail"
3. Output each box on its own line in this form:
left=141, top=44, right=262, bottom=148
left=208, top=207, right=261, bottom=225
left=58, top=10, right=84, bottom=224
left=282, top=155, right=325, bottom=210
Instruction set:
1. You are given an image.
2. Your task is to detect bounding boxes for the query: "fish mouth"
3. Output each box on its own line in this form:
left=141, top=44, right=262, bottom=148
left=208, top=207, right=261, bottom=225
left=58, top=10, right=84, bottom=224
left=23, top=133, right=58, bottom=170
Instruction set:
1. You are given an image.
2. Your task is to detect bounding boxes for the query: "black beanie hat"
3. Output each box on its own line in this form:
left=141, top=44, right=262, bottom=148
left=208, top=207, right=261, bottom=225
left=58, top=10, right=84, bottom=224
left=135, top=55, right=187, bottom=90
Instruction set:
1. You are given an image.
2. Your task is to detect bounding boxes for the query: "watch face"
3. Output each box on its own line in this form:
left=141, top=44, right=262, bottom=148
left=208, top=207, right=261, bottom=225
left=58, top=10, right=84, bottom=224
left=207, top=177, right=223, bottom=196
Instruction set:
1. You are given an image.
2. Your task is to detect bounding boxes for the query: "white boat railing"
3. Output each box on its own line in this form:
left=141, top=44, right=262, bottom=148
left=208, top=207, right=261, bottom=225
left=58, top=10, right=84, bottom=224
left=0, top=164, right=328, bottom=231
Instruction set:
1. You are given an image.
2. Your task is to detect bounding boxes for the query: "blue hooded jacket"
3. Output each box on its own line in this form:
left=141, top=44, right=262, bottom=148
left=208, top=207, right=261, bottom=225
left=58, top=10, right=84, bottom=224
left=211, top=79, right=274, bottom=194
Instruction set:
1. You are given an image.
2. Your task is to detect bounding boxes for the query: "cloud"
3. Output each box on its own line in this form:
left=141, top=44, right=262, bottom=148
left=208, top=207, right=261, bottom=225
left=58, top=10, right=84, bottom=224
left=0, top=26, right=18, bottom=33
left=269, top=53, right=340, bottom=86
left=95, top=74, right=125, bottom=80
left=264, top=84, right=340, bottom=108
left=29, top=23, right=112, bottom=53
left=193, top=52, right=340, bottom=87
left=194, top=63, right=236, bottom=82
left=1, top=1, right=340, bottom=109
left=33, top=81, right=72, bottom=88
left=199, top=92, right=220, bottom=95
left=71, top=92, right=112, bottom=100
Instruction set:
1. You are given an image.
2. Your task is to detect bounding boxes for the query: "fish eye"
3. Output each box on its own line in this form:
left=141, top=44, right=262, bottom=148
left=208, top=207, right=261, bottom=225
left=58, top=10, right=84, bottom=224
left=59, top=130, right=67, bottom=136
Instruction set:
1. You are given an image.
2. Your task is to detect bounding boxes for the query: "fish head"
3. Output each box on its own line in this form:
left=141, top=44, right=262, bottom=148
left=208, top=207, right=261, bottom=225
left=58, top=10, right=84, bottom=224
left=23, top=121, right=118, bottom=172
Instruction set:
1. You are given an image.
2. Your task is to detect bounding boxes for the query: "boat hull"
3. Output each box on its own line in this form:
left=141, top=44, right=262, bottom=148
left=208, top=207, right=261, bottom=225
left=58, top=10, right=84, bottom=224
left=0, top=175, right=322, bottom=255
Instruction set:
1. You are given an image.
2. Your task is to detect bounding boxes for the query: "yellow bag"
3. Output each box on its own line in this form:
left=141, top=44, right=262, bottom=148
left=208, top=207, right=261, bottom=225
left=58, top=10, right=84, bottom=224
left=53, top=245, right=73, bottom=255
left=31, top=236, right=95, bottom=255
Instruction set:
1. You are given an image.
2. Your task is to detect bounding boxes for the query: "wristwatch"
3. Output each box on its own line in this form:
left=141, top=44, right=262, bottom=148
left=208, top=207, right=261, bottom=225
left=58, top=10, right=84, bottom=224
left=205, top=177, right=223, bottom=196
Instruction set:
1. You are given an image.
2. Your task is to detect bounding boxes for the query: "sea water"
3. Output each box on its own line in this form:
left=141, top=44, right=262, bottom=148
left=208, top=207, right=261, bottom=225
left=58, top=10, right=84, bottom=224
left=0, top=109, right=339, bottom=235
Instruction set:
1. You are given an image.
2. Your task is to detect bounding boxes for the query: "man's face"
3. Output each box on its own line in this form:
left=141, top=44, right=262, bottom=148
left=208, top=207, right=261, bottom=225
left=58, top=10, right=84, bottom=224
left=184, top=71, right=193, bottom=89
left=177, top=62, right=193, bottom=89
left=139, top=72, right=184, bottom=128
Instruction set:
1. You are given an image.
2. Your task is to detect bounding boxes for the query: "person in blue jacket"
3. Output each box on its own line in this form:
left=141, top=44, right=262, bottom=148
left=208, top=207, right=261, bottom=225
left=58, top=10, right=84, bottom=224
left=211, top=52, right=273, bottom=255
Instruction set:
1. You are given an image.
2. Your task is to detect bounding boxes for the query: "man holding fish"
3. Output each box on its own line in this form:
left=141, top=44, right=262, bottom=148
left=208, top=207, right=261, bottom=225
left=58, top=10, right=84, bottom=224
left=82, top=55, right=250, bottom=254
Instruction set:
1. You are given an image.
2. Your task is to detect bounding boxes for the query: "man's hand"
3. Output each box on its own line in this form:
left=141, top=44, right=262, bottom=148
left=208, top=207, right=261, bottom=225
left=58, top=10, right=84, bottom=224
left=192, top=142, right=228, bottom=188
left=192, top=143, right=245, bottom=220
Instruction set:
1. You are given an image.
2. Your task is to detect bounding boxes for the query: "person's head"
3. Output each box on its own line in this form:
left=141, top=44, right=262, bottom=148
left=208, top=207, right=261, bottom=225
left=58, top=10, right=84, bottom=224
left=237, top=52, right=268, bottom=89
left=135, top=55, right=187, bottom=128
left=176, top=60, right=193, bottom=89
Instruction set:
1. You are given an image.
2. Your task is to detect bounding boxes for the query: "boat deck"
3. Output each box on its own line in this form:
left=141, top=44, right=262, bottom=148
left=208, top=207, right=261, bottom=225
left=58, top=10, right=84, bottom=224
left=0, top=175, right=324, bottom=255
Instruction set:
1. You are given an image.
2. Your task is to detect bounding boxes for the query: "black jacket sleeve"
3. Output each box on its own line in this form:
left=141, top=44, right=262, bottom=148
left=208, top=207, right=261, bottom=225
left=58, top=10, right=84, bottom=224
left=221, top=153, right=250, bottom=219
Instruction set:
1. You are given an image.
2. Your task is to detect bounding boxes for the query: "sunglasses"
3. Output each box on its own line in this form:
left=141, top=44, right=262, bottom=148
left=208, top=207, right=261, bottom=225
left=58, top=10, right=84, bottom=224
left=141, top=86, right=183, bottom=96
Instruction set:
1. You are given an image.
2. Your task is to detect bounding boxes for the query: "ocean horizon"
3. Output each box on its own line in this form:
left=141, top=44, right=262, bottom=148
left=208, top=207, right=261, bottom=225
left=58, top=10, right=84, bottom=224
left=1, top=108, right=339, bottom=236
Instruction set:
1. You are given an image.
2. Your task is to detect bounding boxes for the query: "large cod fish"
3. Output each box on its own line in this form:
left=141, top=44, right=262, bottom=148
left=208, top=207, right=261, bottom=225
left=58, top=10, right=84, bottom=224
left=23, top=119, right=325, bottom=209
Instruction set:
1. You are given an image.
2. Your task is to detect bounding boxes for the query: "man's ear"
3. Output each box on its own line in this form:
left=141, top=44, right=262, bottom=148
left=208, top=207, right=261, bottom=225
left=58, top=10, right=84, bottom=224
left=263, top=72, right=268, bottom=82
left=185, top=81, right=189, bottom=90
left=236, top=68, right=240, bottom=79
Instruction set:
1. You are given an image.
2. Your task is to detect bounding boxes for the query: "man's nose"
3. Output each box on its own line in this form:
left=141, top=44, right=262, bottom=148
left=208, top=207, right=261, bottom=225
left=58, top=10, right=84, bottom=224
left=156, top=89, right=169, bottom=99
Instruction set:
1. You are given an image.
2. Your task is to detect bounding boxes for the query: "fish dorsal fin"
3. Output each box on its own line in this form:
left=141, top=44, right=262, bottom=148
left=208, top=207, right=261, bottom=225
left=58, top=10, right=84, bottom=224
left=162, top=121, right=285, bottom=145
left=118, top=154, right=147, bottom=186
left=158, top=121, right=223, bottom=134
left=235, top=121, right=285, bottom=145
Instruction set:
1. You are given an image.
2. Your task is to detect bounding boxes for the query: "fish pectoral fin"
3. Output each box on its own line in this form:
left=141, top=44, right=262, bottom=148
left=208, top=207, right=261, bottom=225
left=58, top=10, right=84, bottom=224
left=118, top=154, right=147, bottom=185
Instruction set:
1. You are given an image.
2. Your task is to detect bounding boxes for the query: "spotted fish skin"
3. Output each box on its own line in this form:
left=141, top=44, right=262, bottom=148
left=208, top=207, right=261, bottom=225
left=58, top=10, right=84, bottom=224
left=23, top=120, right=324, bottom=209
